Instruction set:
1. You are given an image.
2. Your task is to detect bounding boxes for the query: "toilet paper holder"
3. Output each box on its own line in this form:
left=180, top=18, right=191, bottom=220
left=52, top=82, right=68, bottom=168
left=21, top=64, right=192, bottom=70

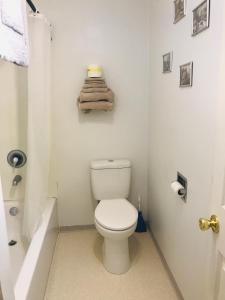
left=172, top=172, right=188, bottom=201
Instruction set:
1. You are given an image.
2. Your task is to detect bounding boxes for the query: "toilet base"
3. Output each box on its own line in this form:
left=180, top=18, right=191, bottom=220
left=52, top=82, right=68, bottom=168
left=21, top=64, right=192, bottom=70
left=95, top=220, right=137, bottom=275
left=103, top=237, right=130, bottom=274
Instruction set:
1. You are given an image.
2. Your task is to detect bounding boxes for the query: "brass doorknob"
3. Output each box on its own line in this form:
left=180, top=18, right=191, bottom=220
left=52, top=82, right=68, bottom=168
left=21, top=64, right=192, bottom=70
left=199, top=215, right=220, bottom=233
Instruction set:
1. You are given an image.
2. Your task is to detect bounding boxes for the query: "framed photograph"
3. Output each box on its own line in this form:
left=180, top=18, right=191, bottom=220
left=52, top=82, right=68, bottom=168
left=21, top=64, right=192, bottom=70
left=163, top=52, right=173, bottom=73
left=192, top=0, right=210, bottom=36
left=174, top=0, right=186, bottom=24
left=180, top=62, right=193, bottom=87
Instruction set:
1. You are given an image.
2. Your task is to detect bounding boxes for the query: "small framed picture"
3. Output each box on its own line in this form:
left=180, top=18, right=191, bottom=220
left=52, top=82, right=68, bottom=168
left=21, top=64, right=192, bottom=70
left=192, top=0, right=210, bottom=36
left=174, top=0, right=186, bottom=24
left=163, top=52, right=173, bottom=73
left=180, top=62, right=193, bottom=87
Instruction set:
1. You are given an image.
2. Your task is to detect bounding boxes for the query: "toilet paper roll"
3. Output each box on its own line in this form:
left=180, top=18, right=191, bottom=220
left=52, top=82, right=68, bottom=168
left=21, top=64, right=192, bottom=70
left=171, top=181, right=186, bottom=197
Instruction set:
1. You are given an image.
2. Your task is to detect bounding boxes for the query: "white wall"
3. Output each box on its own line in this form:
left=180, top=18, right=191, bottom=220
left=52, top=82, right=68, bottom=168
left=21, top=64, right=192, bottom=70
left=147, top=0, right=225, bottom=299
left=0, top=61, right=27, bottom=201
left=37, top=0, right=149, bottom=226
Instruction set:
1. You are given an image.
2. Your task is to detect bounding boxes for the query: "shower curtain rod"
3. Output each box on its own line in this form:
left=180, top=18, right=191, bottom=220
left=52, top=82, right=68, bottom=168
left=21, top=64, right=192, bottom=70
left=26, top=0, right=39, bottom=13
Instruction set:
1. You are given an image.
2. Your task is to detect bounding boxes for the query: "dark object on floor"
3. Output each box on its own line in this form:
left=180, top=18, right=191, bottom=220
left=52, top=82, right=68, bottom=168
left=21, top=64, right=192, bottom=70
left=8, top=240, right=17, bottom=246
left=136, top=196, right=147, bottom=233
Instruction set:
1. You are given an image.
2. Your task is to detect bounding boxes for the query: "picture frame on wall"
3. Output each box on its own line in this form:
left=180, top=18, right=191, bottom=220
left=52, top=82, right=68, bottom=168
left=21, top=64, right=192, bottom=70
left=192, top=0, right=210, bottom=36
left=163, top=52, right=173, bottom=73
left=180, top=62, right=193, bottom=87
left=174, top=0, right=186, bottom=24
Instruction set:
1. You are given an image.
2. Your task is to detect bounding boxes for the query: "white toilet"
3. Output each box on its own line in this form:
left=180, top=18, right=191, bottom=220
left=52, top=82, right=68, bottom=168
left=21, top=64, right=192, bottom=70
left=90, top=159, right=138, bottom=275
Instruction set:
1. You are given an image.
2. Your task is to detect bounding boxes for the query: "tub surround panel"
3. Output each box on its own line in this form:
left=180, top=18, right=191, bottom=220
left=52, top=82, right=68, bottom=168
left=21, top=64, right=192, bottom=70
left=0, top=61, right=27, bottom=201
left=4, top=200, right=26, bottom=284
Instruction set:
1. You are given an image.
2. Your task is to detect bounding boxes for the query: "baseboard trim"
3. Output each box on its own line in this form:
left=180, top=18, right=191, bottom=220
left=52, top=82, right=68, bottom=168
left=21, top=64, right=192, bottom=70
left=147, top=225, right=184, bottom=300
left=60, top=224, right=95, bottom=232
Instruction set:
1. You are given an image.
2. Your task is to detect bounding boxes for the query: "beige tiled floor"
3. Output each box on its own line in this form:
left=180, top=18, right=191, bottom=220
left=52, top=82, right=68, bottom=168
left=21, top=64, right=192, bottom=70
left=45, top=229, right=181, bottom=300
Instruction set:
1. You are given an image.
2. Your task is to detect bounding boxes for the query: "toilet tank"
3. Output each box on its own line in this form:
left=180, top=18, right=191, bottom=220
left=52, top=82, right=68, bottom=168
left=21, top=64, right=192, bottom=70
left=90, top=159, right=131, bottom=200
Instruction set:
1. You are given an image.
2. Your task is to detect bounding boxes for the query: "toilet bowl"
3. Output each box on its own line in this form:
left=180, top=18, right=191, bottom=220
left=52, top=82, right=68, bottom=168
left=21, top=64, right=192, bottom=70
left=95, top=199, right=138, bottom=274
left=90, top=159, right=138, bottom=274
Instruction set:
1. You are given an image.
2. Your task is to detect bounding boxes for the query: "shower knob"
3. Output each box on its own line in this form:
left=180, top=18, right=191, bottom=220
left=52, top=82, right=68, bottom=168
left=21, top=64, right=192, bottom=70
left=7, top=150, right=27, bottom=168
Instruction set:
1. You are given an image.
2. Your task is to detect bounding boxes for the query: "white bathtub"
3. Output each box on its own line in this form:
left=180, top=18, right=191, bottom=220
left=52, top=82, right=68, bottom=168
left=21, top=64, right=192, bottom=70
left=14, top=198, right=58, bottom=300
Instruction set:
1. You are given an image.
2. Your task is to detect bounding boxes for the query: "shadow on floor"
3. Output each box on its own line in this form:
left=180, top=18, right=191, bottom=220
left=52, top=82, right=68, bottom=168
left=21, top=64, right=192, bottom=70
left=93, top=232, right=103, bottom=263
left=0, top=285, right=3, bottom=300
left=93, top=233, right=141, bottom=265
left=129, top=235, right=141, bottom=265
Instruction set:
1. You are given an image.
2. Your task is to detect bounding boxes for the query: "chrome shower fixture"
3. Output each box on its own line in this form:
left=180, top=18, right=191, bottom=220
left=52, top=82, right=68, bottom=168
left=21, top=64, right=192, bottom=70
left=9, top=207, right=19, bottom=216
left=7, top=150, right=27, bottom=168
left=12, top=175, right=22, bottom=186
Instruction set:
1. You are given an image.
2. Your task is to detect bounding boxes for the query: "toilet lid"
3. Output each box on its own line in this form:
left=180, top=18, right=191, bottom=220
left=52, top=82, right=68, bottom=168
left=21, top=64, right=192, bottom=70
left=95, top=199, right=138, bottom=231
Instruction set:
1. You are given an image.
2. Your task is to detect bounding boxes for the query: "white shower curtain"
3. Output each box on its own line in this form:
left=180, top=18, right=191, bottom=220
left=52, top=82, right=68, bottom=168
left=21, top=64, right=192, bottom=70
left=23, top=14, right=51, bottom=242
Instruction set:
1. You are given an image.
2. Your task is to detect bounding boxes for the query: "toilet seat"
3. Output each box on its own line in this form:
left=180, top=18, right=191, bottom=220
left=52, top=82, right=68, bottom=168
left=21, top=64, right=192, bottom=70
left=95, top=199, right=138, bottom=231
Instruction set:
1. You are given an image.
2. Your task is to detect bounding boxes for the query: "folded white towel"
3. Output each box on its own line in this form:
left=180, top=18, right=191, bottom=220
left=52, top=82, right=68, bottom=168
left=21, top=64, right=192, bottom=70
left=0, top=0, right=29, bottom=66
left=1, top=0, right=24, bottom=35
